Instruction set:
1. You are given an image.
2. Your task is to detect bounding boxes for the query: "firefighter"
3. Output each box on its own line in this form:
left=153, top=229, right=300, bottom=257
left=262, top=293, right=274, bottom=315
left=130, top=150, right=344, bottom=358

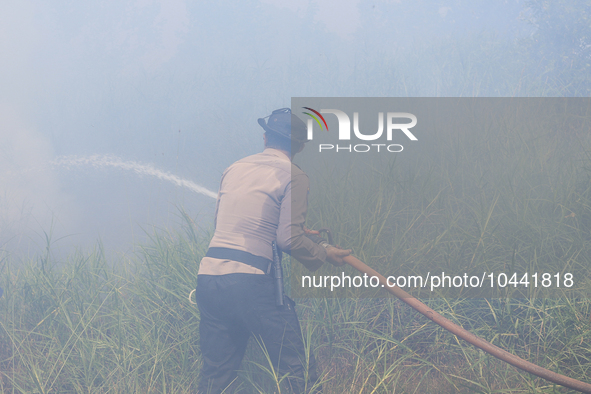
left=196, top=108, right=350, bottom=393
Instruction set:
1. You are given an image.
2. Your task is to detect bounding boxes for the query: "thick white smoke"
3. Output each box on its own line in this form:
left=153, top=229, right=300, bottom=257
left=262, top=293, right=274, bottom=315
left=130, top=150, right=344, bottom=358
left=0, top=105, right=79, bottom=253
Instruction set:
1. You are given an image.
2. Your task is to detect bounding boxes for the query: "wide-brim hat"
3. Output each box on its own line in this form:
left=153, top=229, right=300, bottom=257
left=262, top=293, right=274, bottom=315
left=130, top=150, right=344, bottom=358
left=257, top=108, right=308, bottom=143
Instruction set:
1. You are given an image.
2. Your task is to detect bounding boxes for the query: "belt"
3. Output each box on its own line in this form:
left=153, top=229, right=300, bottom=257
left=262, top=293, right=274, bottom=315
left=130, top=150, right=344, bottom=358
left=205, top=247, right=272, bottom=274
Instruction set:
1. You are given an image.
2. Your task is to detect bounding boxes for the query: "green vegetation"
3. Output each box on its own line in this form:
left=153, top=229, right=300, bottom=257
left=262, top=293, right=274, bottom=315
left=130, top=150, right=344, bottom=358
left=2, top=100, right=591, bottom=393
left=0, top=221, right=207, bottom=393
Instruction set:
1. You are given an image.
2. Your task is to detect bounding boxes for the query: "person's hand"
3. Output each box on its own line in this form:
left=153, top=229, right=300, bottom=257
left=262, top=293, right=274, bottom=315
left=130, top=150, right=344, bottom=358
left=325, top=245, right=351, bottom=267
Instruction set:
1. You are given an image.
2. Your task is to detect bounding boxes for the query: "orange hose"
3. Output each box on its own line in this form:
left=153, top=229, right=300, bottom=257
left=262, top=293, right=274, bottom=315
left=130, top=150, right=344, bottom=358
left=344, top=255, right=591, bottom=393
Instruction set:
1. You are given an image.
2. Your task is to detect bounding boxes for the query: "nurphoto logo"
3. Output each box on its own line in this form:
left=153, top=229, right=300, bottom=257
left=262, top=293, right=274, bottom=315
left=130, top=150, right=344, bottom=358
left=302, top=108, right=418, bottom=153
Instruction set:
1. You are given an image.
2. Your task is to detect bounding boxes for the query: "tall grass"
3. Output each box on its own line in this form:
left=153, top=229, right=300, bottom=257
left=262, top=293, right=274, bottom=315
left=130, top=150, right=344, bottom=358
left=0, top=219, right=208, bottom=393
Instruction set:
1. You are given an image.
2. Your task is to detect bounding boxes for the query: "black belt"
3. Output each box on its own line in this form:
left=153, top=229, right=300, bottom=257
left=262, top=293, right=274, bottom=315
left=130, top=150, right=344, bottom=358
left=205, top=247, right=272, bottom=274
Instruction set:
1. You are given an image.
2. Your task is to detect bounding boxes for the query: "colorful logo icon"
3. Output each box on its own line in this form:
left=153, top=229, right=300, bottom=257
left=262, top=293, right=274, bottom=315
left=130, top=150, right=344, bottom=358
left=302, top=107, right=329, bottom=132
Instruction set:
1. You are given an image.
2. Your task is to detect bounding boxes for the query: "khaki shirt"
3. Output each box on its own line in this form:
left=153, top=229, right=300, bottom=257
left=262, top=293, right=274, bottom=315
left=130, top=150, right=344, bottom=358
left=198, top=148, right=327, bottom=275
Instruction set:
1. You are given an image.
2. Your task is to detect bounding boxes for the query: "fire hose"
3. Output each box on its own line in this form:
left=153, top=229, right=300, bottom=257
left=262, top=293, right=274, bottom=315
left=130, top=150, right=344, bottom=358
left=343, top=254, right=591, bottom=393
left=314, top=229, right=591, bottom=393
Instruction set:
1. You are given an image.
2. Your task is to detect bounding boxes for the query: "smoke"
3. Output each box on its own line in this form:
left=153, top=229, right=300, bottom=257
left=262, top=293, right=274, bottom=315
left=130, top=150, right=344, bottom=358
left=0, top=114, right=218, bottom=258
left=0, top=0, right=538, bottom=260
left=0, top=105, right=79, bottom=253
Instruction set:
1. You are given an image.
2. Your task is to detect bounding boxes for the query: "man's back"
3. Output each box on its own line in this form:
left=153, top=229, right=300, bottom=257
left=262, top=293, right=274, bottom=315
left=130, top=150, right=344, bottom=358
left=198, top=148, right=307, bottom=275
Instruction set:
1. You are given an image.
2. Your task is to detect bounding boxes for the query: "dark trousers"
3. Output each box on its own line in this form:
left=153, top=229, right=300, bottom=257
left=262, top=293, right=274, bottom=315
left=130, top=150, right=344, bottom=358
left=196, top=273, right=321, bottom=394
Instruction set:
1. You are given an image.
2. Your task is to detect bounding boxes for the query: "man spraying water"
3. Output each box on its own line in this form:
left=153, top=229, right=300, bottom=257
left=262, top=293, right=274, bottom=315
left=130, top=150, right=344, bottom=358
left=195, top=108, right=350, bottom=393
